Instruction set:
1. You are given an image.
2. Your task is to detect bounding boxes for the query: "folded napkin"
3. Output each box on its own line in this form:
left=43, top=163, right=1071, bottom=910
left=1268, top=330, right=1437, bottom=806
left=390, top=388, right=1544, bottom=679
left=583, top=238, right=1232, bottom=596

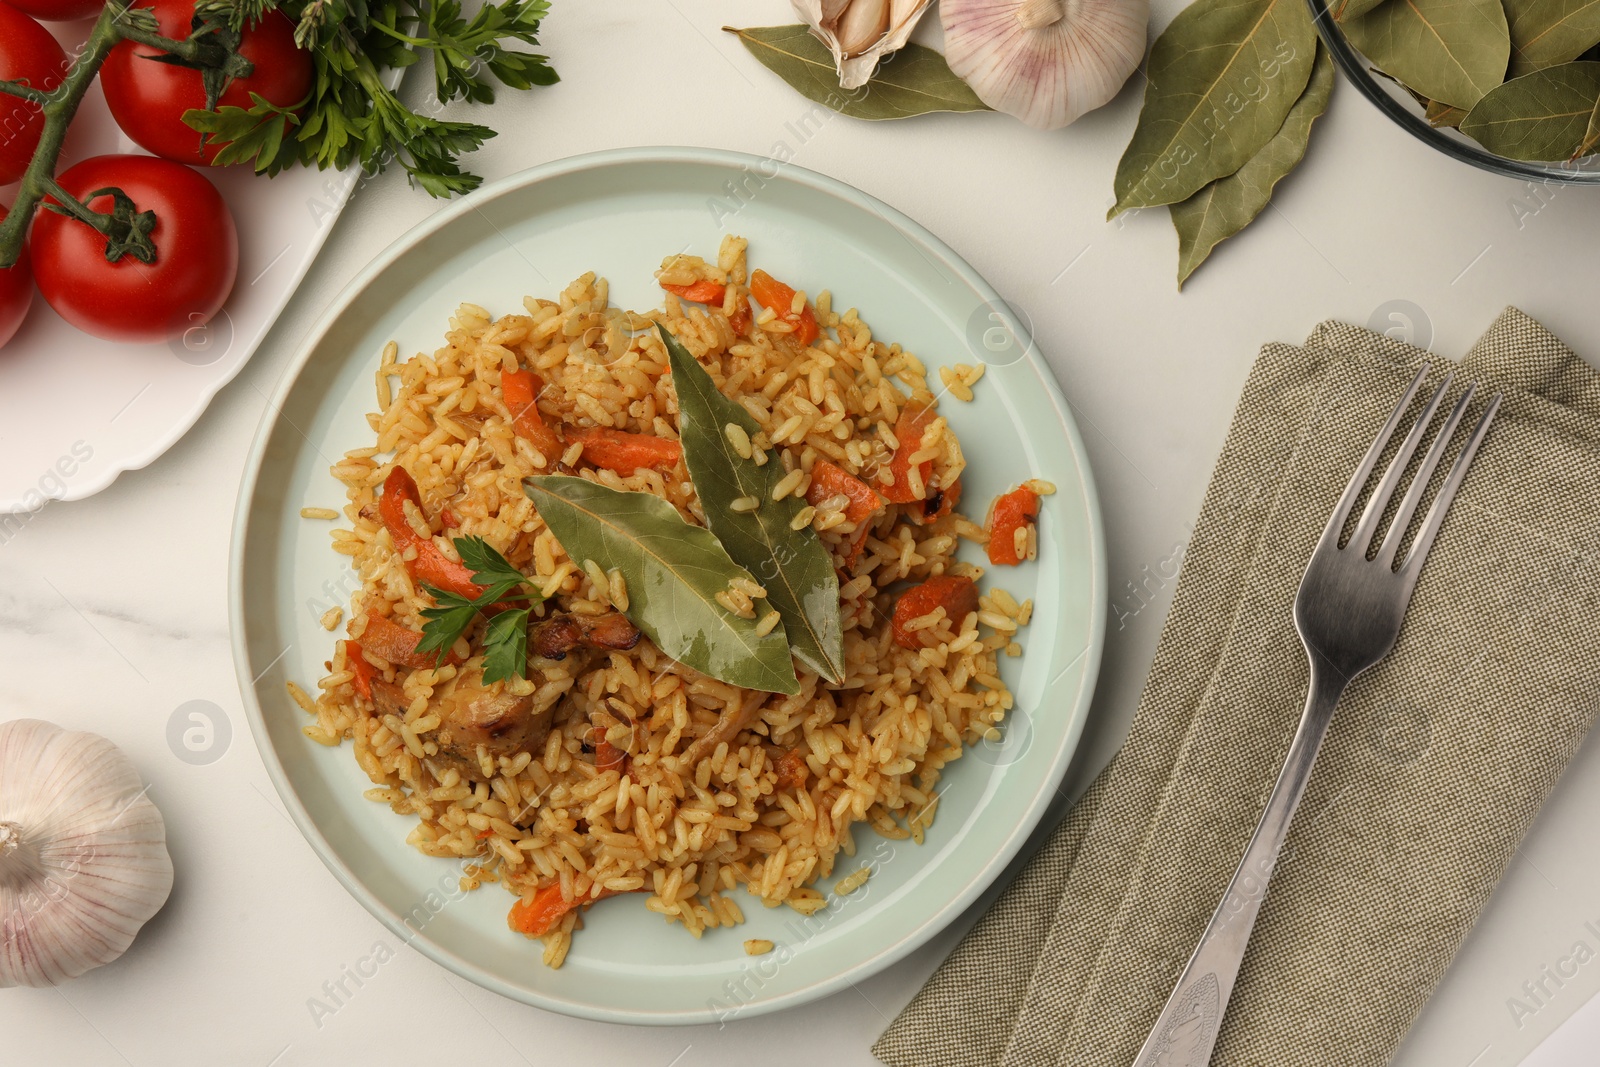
left=875, top=309, right=1600, bottom=1067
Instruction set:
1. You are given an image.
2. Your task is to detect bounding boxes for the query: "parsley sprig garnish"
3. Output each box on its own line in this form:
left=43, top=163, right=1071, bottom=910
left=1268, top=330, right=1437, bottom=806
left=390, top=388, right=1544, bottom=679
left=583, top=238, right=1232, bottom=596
left=416, top=536, right=544, bottom=684
left=186, top=0, right=559, bottom=195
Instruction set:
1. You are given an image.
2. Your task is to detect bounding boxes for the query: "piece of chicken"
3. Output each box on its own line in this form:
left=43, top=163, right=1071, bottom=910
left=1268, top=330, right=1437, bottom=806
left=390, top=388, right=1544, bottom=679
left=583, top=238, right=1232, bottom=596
left=367, top=611, right=642, bottom=782
left=530, top=611, right=642, bottom=660
left=371, top=672, right=559, bottom=783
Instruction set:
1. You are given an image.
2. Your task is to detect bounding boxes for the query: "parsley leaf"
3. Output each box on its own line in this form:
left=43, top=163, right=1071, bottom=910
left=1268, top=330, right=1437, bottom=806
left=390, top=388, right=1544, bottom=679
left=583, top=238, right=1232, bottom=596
left=456, top=536, right=530, bottom=587
left=183, top=92, right=305, bottom=173
left=415, top=587, right=485, bottom=660
left=414, top=537, right=543, bottom=677
left=481, top=607, right=531, bottom=685
left=184, top=0, right=558, bottom=196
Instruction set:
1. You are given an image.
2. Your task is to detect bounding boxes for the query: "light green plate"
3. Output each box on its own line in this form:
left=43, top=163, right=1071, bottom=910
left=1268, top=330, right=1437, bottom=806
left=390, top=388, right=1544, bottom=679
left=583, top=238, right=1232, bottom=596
left=230, top=147, right=1105, bottom=1025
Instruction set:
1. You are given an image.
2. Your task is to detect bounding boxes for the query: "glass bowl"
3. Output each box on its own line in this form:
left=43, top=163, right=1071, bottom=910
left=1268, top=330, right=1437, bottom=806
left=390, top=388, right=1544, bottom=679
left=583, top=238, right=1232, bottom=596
left=1307, top=0, right=1600, bottom=184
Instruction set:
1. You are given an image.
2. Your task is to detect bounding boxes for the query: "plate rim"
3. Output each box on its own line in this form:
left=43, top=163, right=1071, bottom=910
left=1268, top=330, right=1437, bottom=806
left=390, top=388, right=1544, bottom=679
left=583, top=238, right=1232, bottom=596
left=229, top=145, right=1107, bottom=1025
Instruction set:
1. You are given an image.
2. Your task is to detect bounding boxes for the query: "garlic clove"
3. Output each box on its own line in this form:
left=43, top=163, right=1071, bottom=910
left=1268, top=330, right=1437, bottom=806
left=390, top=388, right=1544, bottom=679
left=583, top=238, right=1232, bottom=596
left=941, top=0, right=1151, bottom=130
left=0, top=719, right=174, bottom=988
left=792, top=0, right=937, bottom=89
left=837, top=0, right=891, bottom=57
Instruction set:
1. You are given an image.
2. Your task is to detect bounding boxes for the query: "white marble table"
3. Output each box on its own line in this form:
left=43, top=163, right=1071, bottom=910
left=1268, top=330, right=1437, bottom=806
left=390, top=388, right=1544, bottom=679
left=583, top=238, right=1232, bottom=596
left=5, top=2, right=1599, bottom=1063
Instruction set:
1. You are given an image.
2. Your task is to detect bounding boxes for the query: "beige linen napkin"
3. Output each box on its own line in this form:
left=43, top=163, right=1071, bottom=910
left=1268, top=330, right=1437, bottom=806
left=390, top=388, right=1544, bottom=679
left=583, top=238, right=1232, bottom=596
left=875, top=308, right=1600, bottom=1067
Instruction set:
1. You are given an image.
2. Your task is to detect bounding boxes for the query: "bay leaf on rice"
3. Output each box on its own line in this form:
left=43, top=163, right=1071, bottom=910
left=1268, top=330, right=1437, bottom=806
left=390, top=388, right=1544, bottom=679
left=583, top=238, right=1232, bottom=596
left=1341, top=0, right=1510, bottom=110
left=659, top=325, right=845, bottom=685
left=1505, top=0, right=1600, bottom=77
left=1170, top=43, right=1335, bottom=287
left=524, top=475, right=801, bottom=695
left=1110, top=0, right=1318, bottom=218
left=723, top=24, right=990, bottom=120
left=1460, top=61, right=1600, bottom=158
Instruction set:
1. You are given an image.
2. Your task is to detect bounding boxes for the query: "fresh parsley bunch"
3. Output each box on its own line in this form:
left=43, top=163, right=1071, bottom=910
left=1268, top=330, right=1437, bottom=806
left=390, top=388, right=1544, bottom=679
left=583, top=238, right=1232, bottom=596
left=417, top=536, right=544, bottom=683
left=188, top=0, right=558, bottom=196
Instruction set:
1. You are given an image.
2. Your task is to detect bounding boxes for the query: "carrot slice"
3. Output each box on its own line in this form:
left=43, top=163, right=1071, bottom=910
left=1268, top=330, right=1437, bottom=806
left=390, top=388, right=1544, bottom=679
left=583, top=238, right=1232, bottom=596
left=749, top=269, right=819, bottom=347
left=379, top=467, right=487, bottom=600
left=509, top=884, right=628, bottom=938
left=882, top=403, right=937, bottom=504
left=806, top=459, right=884, bottom=524
left=661, top=279, right=726, bottom=304
left=502, top=368, right=564, bottom=461
left=986, top=486, right=1040, bottom=566
left=345, top=641, right=375, bottom=701
left=356, top=613, right=447, bottom=669
left=570, top=427, right=682, bottom=475
left=891, top=575, right=979, bottom=649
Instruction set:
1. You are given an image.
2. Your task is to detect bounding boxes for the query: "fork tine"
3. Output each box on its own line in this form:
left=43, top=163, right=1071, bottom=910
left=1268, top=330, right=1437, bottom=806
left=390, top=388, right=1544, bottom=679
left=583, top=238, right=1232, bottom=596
left=1349, top=372, right=1453, bottom=553
left=1376, top=384, right=1476, bottom=566
left=1316, top=366, right=1430, bottom=550
left=1399, top=393, right=1501, bottom=573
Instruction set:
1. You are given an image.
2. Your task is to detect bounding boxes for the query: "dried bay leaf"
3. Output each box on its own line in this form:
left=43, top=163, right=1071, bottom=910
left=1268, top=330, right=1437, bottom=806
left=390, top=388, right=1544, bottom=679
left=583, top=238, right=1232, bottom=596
left=1506, top=0, right=1600, bottom=76
left=1341, top=0, right=1510, bottom=110
left=1460, top=60, right=1600, bottom=158
left=659, top=326, right=845, bottom=685
left=523, top=476, right=800, bottom=695
left=1110, top=0, right=1317, bottom=217
left=1574, top=90, right=1600, bottom=155
left=1379, top=66, right=1472, bottom=124
left=1171, top=44, right=1335, bottom=287
left=1426, top=97, right=1470, bottom=124
left=1333, top=0, right=1394, bottom=22
left=724, top=25, right=990, bottom=120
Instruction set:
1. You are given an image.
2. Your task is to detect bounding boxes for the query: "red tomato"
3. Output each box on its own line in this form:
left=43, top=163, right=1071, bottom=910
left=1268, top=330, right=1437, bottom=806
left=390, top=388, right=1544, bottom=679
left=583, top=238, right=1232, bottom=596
left=100, top=0, right=312, bottom=164
left=31, top=155, right=238, bottom=344
left=0, top=5, right=68, bottom=185
left=0, top=210, right=33, bottom=351
left=4, top=0, right=102, bottom=21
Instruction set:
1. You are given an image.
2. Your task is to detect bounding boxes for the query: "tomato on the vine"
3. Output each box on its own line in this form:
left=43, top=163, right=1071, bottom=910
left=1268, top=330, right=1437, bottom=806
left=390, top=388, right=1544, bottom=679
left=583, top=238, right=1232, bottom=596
left=0, top=4, right=68, bottom=185
left=0, top=211, right=33, bottom=351
left=32, top=155, right=237, bottom=344
left=4, top=0, right=102, bottom=22
left=100, top=0, right=312, bottom=165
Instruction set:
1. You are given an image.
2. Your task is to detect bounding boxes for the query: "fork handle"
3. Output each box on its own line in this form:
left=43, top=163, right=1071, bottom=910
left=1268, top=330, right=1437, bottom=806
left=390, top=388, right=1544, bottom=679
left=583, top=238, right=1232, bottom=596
left=1131, top=656, right=1347, bottom=1067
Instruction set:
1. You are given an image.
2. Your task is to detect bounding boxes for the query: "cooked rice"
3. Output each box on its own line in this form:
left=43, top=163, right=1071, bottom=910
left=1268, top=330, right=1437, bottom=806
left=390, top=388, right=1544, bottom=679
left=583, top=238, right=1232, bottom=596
left=834, top=865, right=871, bottom=895
left=297, top=236, right=1026, bottom=965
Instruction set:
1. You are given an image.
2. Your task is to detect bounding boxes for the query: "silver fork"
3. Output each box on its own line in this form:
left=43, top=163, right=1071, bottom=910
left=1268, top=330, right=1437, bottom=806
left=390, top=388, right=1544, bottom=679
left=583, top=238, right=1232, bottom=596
left=1131, top=367, right=1501, bottom=1067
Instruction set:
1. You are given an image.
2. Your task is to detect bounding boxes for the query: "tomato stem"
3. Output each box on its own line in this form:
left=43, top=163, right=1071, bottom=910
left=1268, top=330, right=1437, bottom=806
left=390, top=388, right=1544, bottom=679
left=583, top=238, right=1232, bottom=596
left=37, top=176, right=109, bottom=234
left=0, top=7, right=128, bottom=270
left=0, top=1, right=253, bottom=270
left=0, top=81, right=50, bottom=106
left=113, top=25, right=211, bottom=63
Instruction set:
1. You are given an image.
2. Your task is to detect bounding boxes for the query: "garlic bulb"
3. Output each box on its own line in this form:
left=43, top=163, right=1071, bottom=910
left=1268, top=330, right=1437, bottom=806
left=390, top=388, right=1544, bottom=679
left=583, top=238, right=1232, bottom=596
left=0, top=719, right=174, bottom=987
left=793, top=0, right=936, bottom=89
left=941, top=0, right=1150, bottom=129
